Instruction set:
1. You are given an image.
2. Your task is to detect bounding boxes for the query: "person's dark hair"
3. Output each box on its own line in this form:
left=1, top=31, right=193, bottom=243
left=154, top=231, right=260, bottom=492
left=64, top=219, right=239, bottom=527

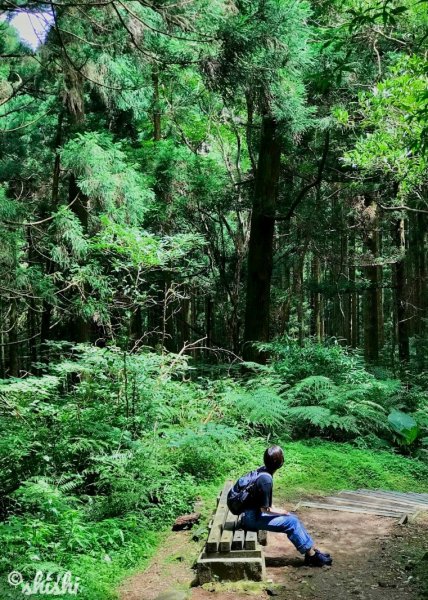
left=263, top=445, right=284, bottom=472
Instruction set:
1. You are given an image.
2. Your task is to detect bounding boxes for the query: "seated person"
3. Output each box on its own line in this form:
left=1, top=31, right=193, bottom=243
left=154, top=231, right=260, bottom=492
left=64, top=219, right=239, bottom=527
left=228, top=445, right=332, bottom=567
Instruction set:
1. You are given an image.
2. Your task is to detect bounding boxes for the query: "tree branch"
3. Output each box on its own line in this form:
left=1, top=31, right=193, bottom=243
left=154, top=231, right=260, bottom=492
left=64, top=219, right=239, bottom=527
left=275, top=131, right=330, bottom=221
left=378, top=203, right=428, bottom=215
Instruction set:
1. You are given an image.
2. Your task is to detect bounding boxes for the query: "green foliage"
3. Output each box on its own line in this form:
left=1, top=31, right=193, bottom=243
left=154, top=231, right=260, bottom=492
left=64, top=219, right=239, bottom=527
left=213, top=0, right=314, bottom=133
left=0, top=342, right=427, bottom=599
left=167, top=423, right=241, bottom=478
left=275, top=439, right=428, bottom=500
left=61, top=132, right=154, bottom=224
left=0, top=348, right=200, bottom=596
left=264, top=338, right=369, bottom=384
left=345, top=55, right=428, bottom=196
left=49, top=206, right=89, bottom=267
left=227, top=384, right=288, bottom=435
left=246, top=340, right=425, bottom=447
left=388, top=409, right=420, bottom=445
left=283, top=374, right=395, bottom=440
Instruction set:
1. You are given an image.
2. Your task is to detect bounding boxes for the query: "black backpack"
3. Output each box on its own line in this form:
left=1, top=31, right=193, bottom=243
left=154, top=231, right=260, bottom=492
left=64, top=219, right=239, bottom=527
left=227, top=467, right=271, bottom=515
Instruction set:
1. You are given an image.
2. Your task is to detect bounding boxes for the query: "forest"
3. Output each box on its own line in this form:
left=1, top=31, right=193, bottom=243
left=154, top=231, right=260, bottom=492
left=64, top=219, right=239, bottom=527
left=0, top=0, right=427, bottom=598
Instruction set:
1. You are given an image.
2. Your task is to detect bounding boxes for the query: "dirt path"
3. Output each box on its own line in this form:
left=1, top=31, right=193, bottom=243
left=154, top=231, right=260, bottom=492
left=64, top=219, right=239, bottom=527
left=119, top=505, right=428, bottom=600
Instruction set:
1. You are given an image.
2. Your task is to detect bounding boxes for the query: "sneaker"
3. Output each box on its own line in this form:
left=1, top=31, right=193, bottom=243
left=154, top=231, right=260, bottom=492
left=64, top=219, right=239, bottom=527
left=304, top=549, right=333, bottom=567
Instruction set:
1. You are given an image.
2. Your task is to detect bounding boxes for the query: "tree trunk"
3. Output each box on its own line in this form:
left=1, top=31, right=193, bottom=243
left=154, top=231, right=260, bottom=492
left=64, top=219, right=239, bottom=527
left=0, top=300, right=5, bottom=378
left=363, top=199, right=380, bottom=363
left=205, top=296, right=213, bottom=356
left=40, top=111, right=63, bottom=363
left=243, top=115, right=281, bottom=362
left=349, top=224, right=358, bottom=348
left=340, top=229, right=350, bottom=344
left=392, top=218, right=409, bottom=362
left=146, top=68, right=170, bottom=350
left=310, top=253, right=321, bottom=342
left=152, top=68, right=162, bottom=143
left=377, top=220, right=385, bottom=351
left=413, top=212, right=427, bottom=369
left=8, top=300, right=19, bottom=377
left=180, top=292, right=191, bottom=347
left=69, top=174, right=90, bottom=342
left=295, top=248, right=307, bottom=346
left=130, top=306, right=143, bottom=349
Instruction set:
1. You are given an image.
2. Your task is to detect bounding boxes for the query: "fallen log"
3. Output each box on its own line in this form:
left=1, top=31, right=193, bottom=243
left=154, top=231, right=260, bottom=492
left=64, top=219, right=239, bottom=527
left=172, top=512, right=201, bottom=531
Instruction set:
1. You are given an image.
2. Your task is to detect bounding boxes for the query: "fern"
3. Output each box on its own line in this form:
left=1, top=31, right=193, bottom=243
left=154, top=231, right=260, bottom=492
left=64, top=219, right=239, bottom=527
left=228, top=385, right=287, bottom=434
left=0, top=375, right=60, bottom=402
left=281, top=372, right=400, bottom=441
left=287, top=375, right=335, bottom=406
left=284, top=406, right=360, bottom=434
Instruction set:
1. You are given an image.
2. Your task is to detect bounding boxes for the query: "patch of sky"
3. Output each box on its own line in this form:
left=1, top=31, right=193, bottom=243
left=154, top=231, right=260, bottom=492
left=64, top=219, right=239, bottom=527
left=1, top=9, right=54, bottom=49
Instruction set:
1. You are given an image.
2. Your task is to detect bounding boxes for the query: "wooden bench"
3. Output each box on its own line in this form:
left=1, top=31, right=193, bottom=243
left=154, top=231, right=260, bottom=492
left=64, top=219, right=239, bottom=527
left=196, top=481, right=267, bottom=584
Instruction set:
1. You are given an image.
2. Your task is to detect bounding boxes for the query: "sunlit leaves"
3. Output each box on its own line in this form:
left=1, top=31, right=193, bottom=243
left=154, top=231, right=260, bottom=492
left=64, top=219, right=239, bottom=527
left=61, top=132, right=154, bottom=224
left=344, top=56, right=428, bottom=196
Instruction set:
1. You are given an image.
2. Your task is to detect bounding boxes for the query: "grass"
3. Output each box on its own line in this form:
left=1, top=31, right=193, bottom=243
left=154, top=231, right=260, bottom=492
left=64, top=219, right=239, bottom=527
left=275, top=440, right=428, bottom=502
left=0, top=532, right=161, bottom=600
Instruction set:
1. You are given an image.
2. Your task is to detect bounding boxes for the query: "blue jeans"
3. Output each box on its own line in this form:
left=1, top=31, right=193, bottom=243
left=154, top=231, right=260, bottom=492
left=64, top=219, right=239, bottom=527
left=242, top=510, right=314, bottom=555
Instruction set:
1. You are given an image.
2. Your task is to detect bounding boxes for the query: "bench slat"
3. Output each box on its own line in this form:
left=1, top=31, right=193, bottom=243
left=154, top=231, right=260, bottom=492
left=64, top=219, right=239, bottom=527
left=219, top=511, right=238, bottom=552
left=206, top=482, right=232, bottom=553
left=245, top=530, right=257, bottom=550
left=201, top=549, right=262, bottom=560
left=231, top=528, right=244, bottom=550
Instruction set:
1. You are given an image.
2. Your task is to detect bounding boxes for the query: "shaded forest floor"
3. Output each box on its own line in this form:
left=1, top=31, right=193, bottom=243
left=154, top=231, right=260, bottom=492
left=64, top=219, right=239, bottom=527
left=119, top=504, right=428, bottom=600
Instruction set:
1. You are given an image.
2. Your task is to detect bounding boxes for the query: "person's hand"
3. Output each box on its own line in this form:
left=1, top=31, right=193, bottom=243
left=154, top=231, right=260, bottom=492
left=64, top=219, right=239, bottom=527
left=269, top=507, right=290, bottom=516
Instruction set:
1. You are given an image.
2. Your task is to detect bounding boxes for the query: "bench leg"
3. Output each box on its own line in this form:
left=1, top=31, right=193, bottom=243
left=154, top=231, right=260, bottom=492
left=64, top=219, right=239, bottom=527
left=197, top=553, right=265, bottom=584
left=257, top=530, right=268, bottom=546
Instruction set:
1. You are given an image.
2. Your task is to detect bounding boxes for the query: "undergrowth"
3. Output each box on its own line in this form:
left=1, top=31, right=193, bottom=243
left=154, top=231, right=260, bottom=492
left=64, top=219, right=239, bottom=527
left=0, top=340, right=426, bottom=599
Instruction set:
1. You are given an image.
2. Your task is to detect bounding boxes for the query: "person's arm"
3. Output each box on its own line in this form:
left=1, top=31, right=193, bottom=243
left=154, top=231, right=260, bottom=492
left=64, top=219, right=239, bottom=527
left=260, top=506, right=290, bottom=516
left=257, top=475, right=290, bottom=515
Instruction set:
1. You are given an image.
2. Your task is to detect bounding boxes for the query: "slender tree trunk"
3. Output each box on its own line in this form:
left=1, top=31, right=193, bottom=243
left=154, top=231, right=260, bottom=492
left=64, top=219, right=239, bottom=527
left=413, top=212, right=427, bottom=369
left=205, top=296, right=213, bottom=355
left=278, top=220, right=291, bottom=336
left=243, top=115, right=281, bottom=362
left=340, top=229, right=351, bottom=344
left=180, top=292, right=191, bottom=346
left=40, top=305, right=52, bottom=354
left=280, top=265, right=291, bottom=336
left=26, top=229, right=38, bottom=372
left=130, top=307, right=143, bottom=348
left=363, top=199, right=380, bottom=362
left=39, top=112, right=64, bottom=362
left=147, top=68, right=173, bottom=350
left=152, top=68, right=161, bottom=143
left=0, top=300, right=5, bottom=378
left=68, top=173, right=91, bottom=343
left=393, top=218, right=409, bottom=362
left=377, top=220, right=385, bottom=350
left=311, top=253, right=321, bottom=342
left=295, top=247, right=307, bottom=346
left=27, top=300, right=37, bottom=371
left=8, top=237, right=19, bottom=376
left=349, top=224, right=358, bottom=348
left=330, top=195, right=342, bottom=340
left=8, top=300, right=19, bottom=377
